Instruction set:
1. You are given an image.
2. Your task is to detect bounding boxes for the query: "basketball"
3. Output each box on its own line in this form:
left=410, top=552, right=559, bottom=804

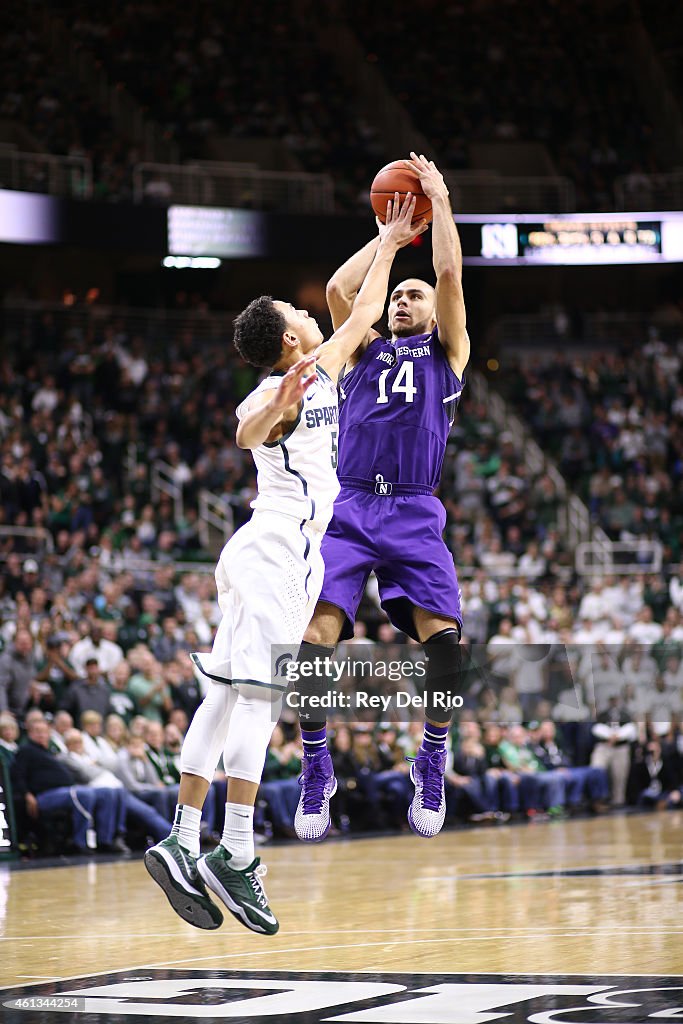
left=370, top=160, right=433, bottom=224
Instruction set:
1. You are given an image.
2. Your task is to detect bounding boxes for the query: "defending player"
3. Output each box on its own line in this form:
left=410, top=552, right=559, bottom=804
left=144, top=194, right=427, bottom=935
left=295, top=153, right=470, bottom=843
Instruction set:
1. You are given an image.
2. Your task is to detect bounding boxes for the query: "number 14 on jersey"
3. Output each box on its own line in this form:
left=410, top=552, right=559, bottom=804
left=376, top=360, right=417, bottom=404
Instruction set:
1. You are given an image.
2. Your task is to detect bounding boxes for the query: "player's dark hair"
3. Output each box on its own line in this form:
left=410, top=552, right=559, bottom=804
left=233, top=295, right=287, bottom=368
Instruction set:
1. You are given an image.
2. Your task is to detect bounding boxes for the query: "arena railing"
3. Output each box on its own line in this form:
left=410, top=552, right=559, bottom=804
left=42, top=10, right=179, bottom=164
left=132, top=161, right=336, bottom=214
left=2, top=301, right=238, bottom=348
left=575, top=539, right=664, bottom=575
left=198, top=490, right=234, bottom=553
left=444, top=171, right=576, bottom=214
left=470, top=371, right=607, bottom=552
left=489, top=312, right=664, bottom=353
left=0, top=146, right=92, bottom=199
left=150, top=460, right=185, bottom=523
left=0, top=528, right=55, bottom=558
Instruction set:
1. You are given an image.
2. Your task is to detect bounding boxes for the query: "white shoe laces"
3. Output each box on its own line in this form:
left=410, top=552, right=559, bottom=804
left=248, top=864, right=269, bottom=908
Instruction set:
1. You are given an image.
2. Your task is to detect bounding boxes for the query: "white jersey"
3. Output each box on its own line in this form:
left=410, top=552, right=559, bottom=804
left=236, top=364, right=341, bottom=530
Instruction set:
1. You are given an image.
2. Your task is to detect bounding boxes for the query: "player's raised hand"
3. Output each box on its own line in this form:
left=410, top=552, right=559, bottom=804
left=271, top=355, right=317, bottom=411
left=376, top=191, right=429, bottom=248
left=408, top=152, right=450, bottom=202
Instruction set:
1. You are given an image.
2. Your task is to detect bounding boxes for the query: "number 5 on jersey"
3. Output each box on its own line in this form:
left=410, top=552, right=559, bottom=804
left=376, top=360, right=417, bottom=404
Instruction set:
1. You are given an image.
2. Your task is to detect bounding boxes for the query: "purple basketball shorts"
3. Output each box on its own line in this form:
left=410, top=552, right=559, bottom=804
left=319, top=486, right=462, bottom=641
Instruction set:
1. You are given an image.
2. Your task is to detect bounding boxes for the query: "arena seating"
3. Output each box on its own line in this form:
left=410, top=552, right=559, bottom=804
left=0, top=0, right=139, bottom=201
left=47, top=0, right=387, bottom=210
left=639, top=0, right=683, bottom=108
left=497, top=328, right=683, bottom=556
left=2, top=300, right=683, bottom=854
left=2, top=1, right=673, bottom=211
left=346, top=0, right=659, bottom=210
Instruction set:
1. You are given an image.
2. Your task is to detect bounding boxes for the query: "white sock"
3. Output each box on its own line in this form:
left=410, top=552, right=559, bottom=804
left=171, top=804, right=202, bottom=858
left=221, top=801, right=254, bottom=869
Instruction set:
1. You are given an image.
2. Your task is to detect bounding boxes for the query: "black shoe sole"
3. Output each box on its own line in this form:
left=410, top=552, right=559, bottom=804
left=144, top=849, right=223, bottom=930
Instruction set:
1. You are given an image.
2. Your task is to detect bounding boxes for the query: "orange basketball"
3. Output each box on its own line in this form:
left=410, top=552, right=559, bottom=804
left=370, top=160, right=432, bottom=224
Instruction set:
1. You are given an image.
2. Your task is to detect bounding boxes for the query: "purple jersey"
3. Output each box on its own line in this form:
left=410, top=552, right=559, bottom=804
left=337, top=328, right=463, bottom=489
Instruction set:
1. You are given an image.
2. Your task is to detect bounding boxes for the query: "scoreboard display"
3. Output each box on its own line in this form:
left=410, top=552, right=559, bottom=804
left=461, top=211, right=683, bottom=266
left=164, top=206, right=683, bottom=266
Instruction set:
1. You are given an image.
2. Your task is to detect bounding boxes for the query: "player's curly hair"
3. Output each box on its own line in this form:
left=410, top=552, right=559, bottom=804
left=233, top=295, right=287, bottom=368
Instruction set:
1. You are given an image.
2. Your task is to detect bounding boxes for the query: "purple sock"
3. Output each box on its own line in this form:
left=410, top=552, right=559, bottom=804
left=302, top=725, right=327, bottom=758
left=422, top=722, right=449, bottom=753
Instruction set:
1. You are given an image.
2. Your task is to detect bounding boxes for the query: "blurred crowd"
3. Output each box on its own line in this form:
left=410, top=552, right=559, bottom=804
left=348, top=0, right=659, bottom=210
left=1, top=0, right=377, bottom=208
left=0, top=304, right=569, bottom=575
left=640, top=0, right=683, bottom=117
left=501, top=324, right=683, bottom=554
left=0, top=307, right=258, bottom=566
left=2, top=546, right=683, bottom=854
left=0, top=0, right=141, bottom=201
left=2, top=0, right=676, bottom=211
left=2, top=297, right=683, bottom=854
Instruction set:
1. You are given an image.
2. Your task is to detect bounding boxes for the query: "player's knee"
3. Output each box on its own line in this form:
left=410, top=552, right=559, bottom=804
left=179, top=758, right=214, bottom=785
left=233, top=686, right=284, bottom=734
left=304, top=602, right=343, bottom=646
left=421, top=626, right=463, bottom=719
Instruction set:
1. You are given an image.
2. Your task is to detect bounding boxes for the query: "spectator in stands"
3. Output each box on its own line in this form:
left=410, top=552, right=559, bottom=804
left=11, top=716, right=128, bottom=853
left=259, top=724, right=302, bottom=837
left=482, top=723, right=522, bottom=814
left=662, top=654, right=683, bottom=694
left=530, top=719, right=609, bottom=813
left=143, top=720, right=180, bottom=788
left=60, top=657, right=112, bottom=722
left=117, top=734, right=169, bottom=814
left=643, top=677, right=681, bottom=736
left=448, top=730, right=505, bottom=822
left=48, top=710, right=74, bottom=755
left=128, top=650, right=172, bottom=722
left=628, top=607, right=664, bottom=648
left=330, top=725, right=363, bottom=830
left=69, top=621, right=123, bottom=676
left=61, top=728, right=122, bottom=789
left=498, top=724, right=565, bottom=818
left=0, top=629, right=37, bottom=721
left=498, top=685, right=523, bottom=724
left=0, top=712, right=19, bottom=764
left=108, top=661, right=138, bottom=723
left=80, top=709, right=120, bottom=773
left=631, top=733, right=681, bottom=807
left=162, top=722, right=183, bottom=777
left=34, top=632, right=79, bottom=710
left=61, top=727, right=172, bottom=843
left=151, top=616, right=184, bottom=663
left=590, top=697, right=638, bottom=806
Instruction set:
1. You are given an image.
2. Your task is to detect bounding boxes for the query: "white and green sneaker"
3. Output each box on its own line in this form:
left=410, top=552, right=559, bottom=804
left=197, top=845, right=279, bottom=935
left=144, top=836, right=224, bottom=930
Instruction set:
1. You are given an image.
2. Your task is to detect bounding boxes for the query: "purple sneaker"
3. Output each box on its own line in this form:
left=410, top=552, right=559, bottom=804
left=407, top=747, right=447, bottom=838
left=294, top=749, right=337, bottom=842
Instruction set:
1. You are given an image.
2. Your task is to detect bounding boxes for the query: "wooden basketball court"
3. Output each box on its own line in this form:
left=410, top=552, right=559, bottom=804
left=1, top=813, right=682, bottom=1022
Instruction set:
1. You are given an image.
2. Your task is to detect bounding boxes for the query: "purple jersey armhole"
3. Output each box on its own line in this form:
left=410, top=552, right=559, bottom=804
left=431, top=326, right=463, bottom=389
left=340, top=334, right=384, bottom=387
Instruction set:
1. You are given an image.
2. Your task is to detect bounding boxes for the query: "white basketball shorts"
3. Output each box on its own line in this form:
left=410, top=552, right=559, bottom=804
left=191, top=510, right=325, bottom=691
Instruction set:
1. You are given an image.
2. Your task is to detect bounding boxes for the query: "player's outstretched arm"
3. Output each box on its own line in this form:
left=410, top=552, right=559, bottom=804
left=326, top=237, right=381, bottom=332
left=410, top=152, right=469, bottom=380
left=236, top=356, right=316, bottom=449
left=316, top=194, right=428, bottom=382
